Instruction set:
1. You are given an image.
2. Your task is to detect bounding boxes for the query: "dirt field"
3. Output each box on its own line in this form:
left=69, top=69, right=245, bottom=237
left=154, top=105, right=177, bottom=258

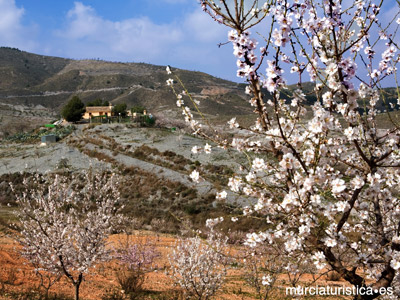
left=0, top=231, right=353, bottom=300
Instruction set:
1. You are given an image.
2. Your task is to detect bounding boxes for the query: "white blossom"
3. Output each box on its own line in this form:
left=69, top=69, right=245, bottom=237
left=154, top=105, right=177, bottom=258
left=331, top=178, right=346, bottom=194
left=190, top=170, right=200, bottom=183
left=324, top=238, right=337, bottom=248
left=252, top=157, right=265, bottom=171
left=228, top=117, right=239, bottom=129
left=169, top=232, right=228, bottom=299
left=191, top=146, right=199, bottom=154
left=262, top=274, right=272, bottom=286
left=13, top=172, right=122, bottom=299
left=216, top=190, right=227, bottom=200
left=168, top=1, right=400, bottom=294
left=204, top=143, right=212, bottom=154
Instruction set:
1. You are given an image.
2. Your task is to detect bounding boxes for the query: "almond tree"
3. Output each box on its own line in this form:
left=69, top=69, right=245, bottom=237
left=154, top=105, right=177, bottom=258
left=168, top=1, right=400, bottom=299
left=168, top=229, right=229, bottom=300
left=12, top=171, right=122, bottom=300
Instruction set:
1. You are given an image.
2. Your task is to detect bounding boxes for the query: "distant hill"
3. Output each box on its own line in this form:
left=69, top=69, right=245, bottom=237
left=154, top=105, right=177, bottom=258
left=0, top=47, right=69, bottom=91
left=0, top=47, right=252, bottom=118
left=0, top=47, right=398, bottom=133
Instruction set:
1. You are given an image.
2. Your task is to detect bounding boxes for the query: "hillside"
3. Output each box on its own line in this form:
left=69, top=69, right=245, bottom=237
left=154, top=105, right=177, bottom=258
left=1, top=47, right=399, bottom=137
left=0, top=47, right=251, bottom=117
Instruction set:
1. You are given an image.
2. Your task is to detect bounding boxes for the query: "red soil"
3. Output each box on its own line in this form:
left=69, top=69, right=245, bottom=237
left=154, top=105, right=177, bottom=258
left=0, top=232, right=349, bottom=300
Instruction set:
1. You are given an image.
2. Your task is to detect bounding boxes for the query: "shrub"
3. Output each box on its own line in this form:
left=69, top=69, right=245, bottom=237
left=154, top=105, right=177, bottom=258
left=130, top=106, right=146, bottom=114
left=61, top=96, right=85, bottom=122
left=113, top=237, right=160, bottom=299
left=113, top=103, right=128, bottom=117
left=87, top=99, right=109, bottom=107
left=168, top=230, right=229, bottom=300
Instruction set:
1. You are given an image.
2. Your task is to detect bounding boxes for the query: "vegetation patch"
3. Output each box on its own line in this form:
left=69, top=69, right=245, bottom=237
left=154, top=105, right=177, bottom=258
left=3, top=125, right=75, bottom=143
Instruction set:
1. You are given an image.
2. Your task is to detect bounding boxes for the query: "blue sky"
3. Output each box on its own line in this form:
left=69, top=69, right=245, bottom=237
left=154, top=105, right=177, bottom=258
left=0, top=0, right=238, bottom=81
left=0, top=0, right=399, bottom=86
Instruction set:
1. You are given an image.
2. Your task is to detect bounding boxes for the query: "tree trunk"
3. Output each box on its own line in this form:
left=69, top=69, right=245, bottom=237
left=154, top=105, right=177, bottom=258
left=74, top=273, right=83, bottom=300
left=74, top=282, right=80, bottom=300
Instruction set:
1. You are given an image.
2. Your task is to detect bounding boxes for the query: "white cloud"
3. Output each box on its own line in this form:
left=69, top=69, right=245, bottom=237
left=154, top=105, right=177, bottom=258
left=0, top=0, right=37, bottom=50
left=64, top=2, right=101, bottom=39
left=51, top=1, right=238, bottom=81
left=56, top=2, right=183, bottom=60
left=0, top=0, right=24, bottom=32
left=183, top=9, right=226, bottom=43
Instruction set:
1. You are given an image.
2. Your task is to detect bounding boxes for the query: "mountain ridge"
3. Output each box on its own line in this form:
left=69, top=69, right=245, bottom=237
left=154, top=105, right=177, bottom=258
left=0, top=47, right=251, bottom=118
left=1, top=47, right=399, bottom=137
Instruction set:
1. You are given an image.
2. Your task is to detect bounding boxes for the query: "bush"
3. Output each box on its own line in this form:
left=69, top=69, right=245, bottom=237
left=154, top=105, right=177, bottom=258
left=61, top=96, right=85, bottom=122
left=130, top=106, right=146, bottom=114
left=168, top=230, right=229, bottom=300
left=86, top=99, right=109, bottom=107
left=101, top=289, right=124, bottom=300
left=113, top=237, right=160, bottom=299
left=144, top=115, right=155, bottom=126
left=113, top=103, right=128, bottom=117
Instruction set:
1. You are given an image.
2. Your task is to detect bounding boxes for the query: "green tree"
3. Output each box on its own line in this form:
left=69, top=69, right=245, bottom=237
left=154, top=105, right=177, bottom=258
left=112, top=103, right=128, bottom=117
left=86, top=99, right=109, bottom=107
left=61, top=96, right=85, bottom=122
left=144, top=115, right=155, bottom=126
left=131, top=105, right=146, bottom=114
